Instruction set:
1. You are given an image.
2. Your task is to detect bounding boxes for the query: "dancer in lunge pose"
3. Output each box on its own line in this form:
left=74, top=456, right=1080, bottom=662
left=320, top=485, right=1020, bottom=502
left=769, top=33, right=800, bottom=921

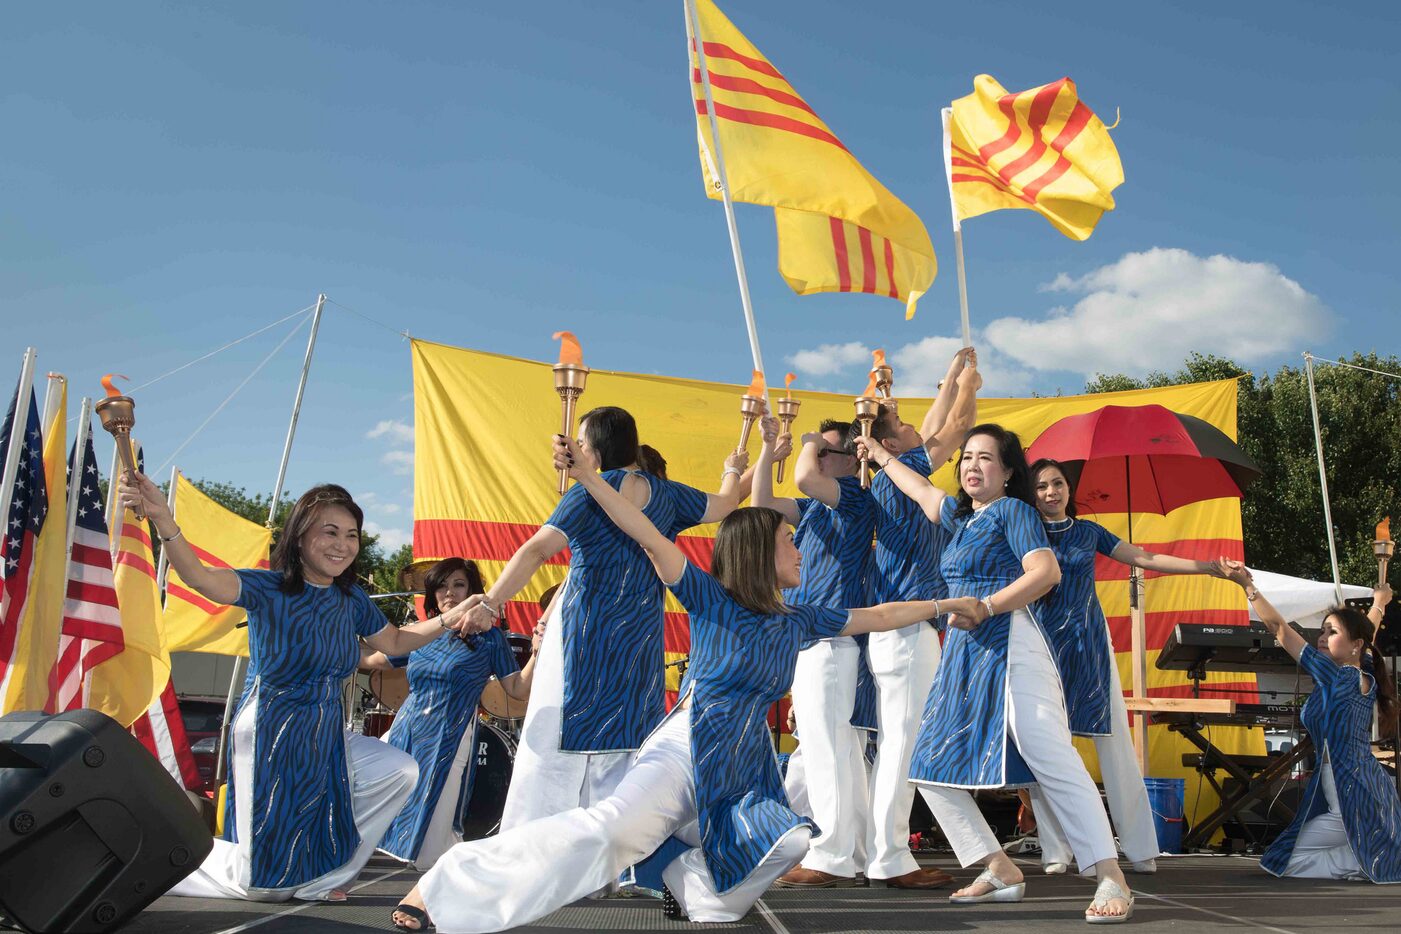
left=751, top=416, right=874, bottom=887
left=857, top=346, right=979, bottom=889
left=117, top=476, right=457, bottom=902
left=388, top=430, right=968, bottom=932
left=1221, top=562, right=1401, bottom=883
left=859, top=425, right=1135, bottom=923
left=1027, top=458, right=1223, bottom=877
left=469, top=406, right=751, bottom=831
left=362, top=558, right=540, bottom=870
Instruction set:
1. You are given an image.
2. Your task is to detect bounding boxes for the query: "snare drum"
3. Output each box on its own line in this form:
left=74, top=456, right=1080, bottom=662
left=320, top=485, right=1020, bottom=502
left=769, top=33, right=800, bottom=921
left=457, top=721, right=516, bottom=840
left=478, top=633, right=533, bottom=722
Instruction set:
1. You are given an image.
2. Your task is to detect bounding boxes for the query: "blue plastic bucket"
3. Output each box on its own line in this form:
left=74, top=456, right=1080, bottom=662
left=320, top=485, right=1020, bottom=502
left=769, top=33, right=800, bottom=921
left=1144, top=777, right=1186, bottom=853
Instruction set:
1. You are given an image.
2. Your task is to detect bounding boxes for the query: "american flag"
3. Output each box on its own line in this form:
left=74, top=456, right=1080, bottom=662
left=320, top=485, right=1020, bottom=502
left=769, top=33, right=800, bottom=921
left=0, top=381, right=47, bottom=692
left=48, top=428, right=124, bottom=712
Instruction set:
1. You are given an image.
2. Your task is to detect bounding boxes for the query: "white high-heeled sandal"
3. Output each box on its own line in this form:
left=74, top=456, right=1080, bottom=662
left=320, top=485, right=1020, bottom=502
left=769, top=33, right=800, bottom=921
left=949, top=869, right=1026, bottom=904
left=1085, top=877, right=1134, bottom=924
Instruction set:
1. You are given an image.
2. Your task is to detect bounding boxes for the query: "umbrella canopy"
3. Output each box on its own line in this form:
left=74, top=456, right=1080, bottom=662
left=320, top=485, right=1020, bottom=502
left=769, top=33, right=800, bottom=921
left=1027, top=404, right=1260, bottom=518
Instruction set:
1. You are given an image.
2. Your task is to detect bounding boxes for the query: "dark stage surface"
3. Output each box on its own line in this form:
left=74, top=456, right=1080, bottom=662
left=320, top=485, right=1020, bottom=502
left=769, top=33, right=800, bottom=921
left=124, top=853, right=1398, bottom=934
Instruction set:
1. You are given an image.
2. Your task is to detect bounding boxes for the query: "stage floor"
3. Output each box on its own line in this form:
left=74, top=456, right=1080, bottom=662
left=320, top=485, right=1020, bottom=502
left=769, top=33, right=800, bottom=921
left=122, top=852, right=1399, bottom=934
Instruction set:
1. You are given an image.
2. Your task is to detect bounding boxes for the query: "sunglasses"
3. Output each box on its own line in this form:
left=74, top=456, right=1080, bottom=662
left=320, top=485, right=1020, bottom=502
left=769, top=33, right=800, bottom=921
left=817, top=447, right=852, bottom=458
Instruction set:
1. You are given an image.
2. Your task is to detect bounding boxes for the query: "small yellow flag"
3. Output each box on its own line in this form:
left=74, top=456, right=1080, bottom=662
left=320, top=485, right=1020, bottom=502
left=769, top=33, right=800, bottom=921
left=946, top=74, right=1123, bottom=241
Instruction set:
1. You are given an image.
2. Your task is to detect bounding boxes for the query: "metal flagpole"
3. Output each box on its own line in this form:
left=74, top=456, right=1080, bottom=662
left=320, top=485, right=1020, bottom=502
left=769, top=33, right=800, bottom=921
left=216, top=294, right=327, bottom=783
left=941, top=108, right=973, bottom=349
left=106, top=444, right=122, bottom=560
left=0, top=348, right=39, bottom=545
left=1303, top=352, right=1344, bottom=603
left=156, top=467, right=179, bottom=591
left=65, top=398, right=93, bottom=565
left=684, top=0, right=771, bottom=405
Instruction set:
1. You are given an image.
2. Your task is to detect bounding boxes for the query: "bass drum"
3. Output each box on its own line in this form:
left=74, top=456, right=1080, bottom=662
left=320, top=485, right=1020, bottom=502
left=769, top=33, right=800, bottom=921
left=457, top=720, right=517, bottom=840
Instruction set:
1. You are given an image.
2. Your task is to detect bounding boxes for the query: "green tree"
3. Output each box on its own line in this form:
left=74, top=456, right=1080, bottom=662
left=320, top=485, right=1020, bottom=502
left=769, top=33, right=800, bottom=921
left=1085, top=352, right=1401, bottom=586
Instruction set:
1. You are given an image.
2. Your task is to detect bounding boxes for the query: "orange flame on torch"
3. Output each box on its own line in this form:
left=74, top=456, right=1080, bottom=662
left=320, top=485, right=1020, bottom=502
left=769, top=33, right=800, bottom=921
left=746, top=370, right=766, bottom=398
left=553, top=332, right=583, bottom=366
left=861, top=375, right=877, bottom=398
left=1379, top=517, right=1392, bottom=542
left=872, top=348, right=886, bottom=368
left=101, top=373, right=129, bottom=397
left=784, top=372, right=796, bottom=398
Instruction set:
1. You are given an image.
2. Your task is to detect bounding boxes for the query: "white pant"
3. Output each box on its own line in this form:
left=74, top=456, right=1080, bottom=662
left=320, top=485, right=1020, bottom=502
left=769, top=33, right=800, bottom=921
left=1283, top=761, right=1365, bottom=880
left=920, top=612, right=1117, bottom=870
left=783, top=726, right=872, bottom=871
left=499, top=597, right=631, bottom=829
left=399, top=721, right=479, bottom=872
left=1035, top=643, right=1160, bottom=867
left=171, top=696, right=418, bottom=901
left=787, top=638, right=863, bottom=876
left=421, top=713, right=811, bottom=931
left=865, top=622, right=941, bottom=879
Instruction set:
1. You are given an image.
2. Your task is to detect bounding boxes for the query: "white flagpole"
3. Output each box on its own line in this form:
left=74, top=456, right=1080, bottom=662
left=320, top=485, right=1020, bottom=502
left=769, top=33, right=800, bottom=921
left=156, top=467, right=179, bottom=591
left=65, top=398, right=93, bottom=565
left=684, top=0, right=771, bottom=405
left=941, top=108, right=973, bottom=349
left=106, top=442, right=121, bottom=560
left=1303, top=352, right=1345, bottom=603
left=0, top=347, right=39, bottom=547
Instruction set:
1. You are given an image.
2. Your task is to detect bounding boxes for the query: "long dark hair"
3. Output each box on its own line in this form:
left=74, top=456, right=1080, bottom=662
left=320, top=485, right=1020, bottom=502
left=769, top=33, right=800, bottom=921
left=422, top=557, right=485, bottom=618
left=1328, top=606, right=1397, bottom=736
left=271, top=484, right=364, bottom=595
left=954, top=424, right=1034, bottom=518
left=579, top=406, right=640, bottom=471
left=1029, top=457, right=1078, bottom=518
left=637, top=443, right=668, bottom=480
left=710, top=507, right=787, bottom=616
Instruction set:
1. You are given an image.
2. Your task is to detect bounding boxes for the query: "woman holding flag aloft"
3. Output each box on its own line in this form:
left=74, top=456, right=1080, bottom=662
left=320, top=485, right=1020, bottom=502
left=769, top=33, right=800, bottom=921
left=117, top=474, right=464, bottom=903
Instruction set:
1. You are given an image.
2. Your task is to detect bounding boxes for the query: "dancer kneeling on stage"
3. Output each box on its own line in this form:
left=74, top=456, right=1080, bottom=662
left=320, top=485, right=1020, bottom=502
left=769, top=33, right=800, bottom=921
left=859, top=425, right=1134, bottom=923
left=389, top=431, right=953, bottom=932
left=118, top=476, right=468, bottom=903
left=362, top=557, right=541, bottom=871
left=1222, top=562, right=1401, bottom=883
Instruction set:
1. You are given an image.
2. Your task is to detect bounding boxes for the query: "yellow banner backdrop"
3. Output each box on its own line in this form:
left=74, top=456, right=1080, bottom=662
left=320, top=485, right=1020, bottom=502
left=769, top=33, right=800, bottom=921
left=412, top=338, right=1259, bottom=824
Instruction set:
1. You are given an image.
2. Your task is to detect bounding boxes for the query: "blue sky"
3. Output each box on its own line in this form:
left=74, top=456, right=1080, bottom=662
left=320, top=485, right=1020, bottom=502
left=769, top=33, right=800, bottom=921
left=4, top=1, right=1398, bottom=550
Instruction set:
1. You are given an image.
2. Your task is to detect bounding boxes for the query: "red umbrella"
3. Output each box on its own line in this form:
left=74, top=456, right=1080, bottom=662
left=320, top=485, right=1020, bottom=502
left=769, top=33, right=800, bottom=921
left=1027, top=404, right=1259, bottom=518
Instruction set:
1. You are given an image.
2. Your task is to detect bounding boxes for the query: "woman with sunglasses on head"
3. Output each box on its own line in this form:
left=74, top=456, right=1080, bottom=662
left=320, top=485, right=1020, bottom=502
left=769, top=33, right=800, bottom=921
left=389, top=424, right=961, bottom=932
left=361, top=557, right=541, bottom=871
left=117, top=476, right=467, bottom=903
left=858, top=425, right=1134, bottom=923
left=1026, top=458, right=1224, bottom=878
left=1220, top=561, right=1401, bottom=883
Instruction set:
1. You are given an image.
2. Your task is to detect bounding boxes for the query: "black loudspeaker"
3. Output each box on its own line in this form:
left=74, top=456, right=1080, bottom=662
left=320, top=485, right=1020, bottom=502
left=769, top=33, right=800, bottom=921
left=0, top=709, right=214, bottom=933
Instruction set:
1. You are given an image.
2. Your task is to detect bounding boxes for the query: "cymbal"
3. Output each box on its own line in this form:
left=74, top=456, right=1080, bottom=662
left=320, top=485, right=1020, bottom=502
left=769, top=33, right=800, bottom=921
left=396, top=558, right=438, bottom=593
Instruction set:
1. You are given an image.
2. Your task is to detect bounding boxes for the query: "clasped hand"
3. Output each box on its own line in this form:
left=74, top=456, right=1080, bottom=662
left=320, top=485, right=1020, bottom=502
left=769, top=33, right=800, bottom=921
left=942, top=596, right=989, bottom=631
left=439, top=594, right=494, bottom=635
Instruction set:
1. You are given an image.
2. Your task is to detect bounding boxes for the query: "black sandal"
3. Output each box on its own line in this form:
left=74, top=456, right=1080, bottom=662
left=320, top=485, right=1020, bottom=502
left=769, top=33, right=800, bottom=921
left=661, top=885, right=685, bottom=921
left=391, top=903, right=433, bottom=932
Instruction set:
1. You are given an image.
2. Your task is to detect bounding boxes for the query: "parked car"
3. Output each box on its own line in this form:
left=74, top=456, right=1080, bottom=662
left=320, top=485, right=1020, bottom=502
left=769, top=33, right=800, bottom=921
left=177, top=694, right=227, bottom=795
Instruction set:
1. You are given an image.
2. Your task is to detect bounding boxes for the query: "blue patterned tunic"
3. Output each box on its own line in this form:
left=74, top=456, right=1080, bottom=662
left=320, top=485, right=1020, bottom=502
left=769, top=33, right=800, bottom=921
left=871, top=447, right=950, bottom=612
left=1261, top=646, right=1401, bottom=883
left=224, top=570, right=388, bottom=889
left=909, top=497, right=1052, bottom=789
left=545, top=470, right=708, bottom=752
left=783, top=477, right=877, bottom=615
left=668, top=562, right=848, bottom=894
left=1039, top=518, right=1121, bottom=736
left=377, top=628, right=519, bottom=861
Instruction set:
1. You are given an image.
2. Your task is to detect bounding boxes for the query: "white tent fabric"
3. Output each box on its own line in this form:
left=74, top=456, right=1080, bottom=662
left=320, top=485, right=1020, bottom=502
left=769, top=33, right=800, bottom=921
left=1247, top=569, right=1372, bottom=628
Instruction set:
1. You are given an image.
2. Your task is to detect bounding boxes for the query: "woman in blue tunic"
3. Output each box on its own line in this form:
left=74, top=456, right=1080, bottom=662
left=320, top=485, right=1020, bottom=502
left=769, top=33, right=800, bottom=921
left=1222, top=561, right=1401, bottom=883
left=388, top=432, right=953, bottom=932
left=1028, top=459, right=1223, bottom=876
left=859, top=425, right=1134, bottom=922
left=363, top=557, right=540, bottom=870
left=117, top=476, right=466, bottom=902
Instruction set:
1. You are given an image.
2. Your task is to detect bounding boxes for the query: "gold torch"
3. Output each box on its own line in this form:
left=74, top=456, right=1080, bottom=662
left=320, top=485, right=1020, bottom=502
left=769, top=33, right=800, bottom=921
left=870, top=348, right=896, bottom=411
left=737, top=370, right=766, bottom=453
left=1376, top=517, right=1393, bottom=588
left=774, top=372, right=800, bottom=483
left=552, top=331, right=590, bottom=495
left=854, top=375, right=881, bottom=490
left=95, top=373, right=144, bottom=520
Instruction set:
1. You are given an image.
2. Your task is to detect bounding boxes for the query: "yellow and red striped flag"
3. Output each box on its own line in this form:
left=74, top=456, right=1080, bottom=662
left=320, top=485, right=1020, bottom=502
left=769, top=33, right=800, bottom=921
left=945, top=74, right=1123, bottom=240
left=162, top=473, right=271, bottom=657
left=688, top=0, right=936, bottom=318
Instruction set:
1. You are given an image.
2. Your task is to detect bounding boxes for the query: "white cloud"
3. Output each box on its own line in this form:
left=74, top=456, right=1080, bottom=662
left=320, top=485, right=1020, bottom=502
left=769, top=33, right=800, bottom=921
left=983, top=248, right=1328, bottom=379
left=381, top=450, right=413, bottom=475
left=356, top=490, right=404, bottom=516
left=889, top=336, right=1033, bottom=397
left=365, top=419, right=413, bottom=444
left=363, top=520, right=410, bottom=552
left=786, top=341, right=872, bottom=377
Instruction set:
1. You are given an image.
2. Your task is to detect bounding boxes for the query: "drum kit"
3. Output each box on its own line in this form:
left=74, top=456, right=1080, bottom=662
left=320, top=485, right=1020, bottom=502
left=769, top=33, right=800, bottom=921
left=357, top=558, right=530, bottom=839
